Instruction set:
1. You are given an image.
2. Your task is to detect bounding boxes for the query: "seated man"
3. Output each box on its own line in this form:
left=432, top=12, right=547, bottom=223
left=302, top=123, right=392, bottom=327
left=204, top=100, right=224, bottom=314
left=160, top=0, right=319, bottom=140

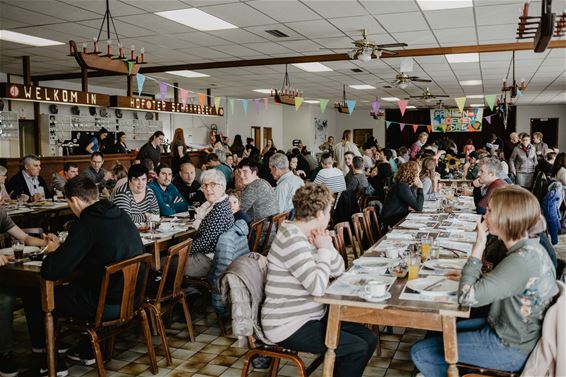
left=464, top=151, right=480, bottom=180
left=472, top=157, right=508, bottom=215
left=314, top=153, right=346, bottom=193
left=268, top=153, right=304, bottom=213
left=205, top=152, right=232, bottom=185
left=23, top=176, right=144, bottom=371
left=237, top=158, right=278, bottom=222
left=0, top=208, right=50, bottom=377
left=7, top=155, right=52, bottom=202
left=81, top=152, right=110, bottom=191
left=52, top=162, right=79, bottom=195
left=173, top=160, right=204, bottom=205
left=149, top=163, right=188, bottom=216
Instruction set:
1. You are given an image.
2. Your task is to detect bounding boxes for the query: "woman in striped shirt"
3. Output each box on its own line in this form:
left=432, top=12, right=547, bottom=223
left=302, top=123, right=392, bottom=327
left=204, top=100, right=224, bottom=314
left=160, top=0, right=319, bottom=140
left=261, top=183, right=377, bottom=377
left=112, top=164, right=159, bottom=224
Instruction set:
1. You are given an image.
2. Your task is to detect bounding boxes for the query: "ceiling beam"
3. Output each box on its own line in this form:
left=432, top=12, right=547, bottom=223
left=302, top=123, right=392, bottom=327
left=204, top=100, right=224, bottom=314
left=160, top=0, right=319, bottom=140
left=31, top=40, right=566, bottom=82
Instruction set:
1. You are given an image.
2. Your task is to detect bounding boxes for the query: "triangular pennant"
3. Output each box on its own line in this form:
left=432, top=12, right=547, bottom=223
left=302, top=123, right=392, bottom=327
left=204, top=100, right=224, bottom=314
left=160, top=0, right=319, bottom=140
left=214, top=96, right=221, bottom=109
left=159, top=82, right=167, bottom=101
left=319, top=99, right=329, bottom=113
left=427, top=125, right=432, bottom=133
left=136, top=74, right=145, bottom=96
left=385, top=121, right=391, bottom=129
left=371, top=100, right=381, bottom=114
left=399, top=123, right=405, bottom=132
left=242, top=99, right=248, bottom=113
left=127, top=61, right=134, bottom=75
left=484, top=94, right=496, bottom=110
left=263, top=97, right=268, bottom=111
left=455, top=97, right=466, bottom=112
left=412, top=124, right=419, bottom=133
left=484, top=115, right=492, bottom=125
left=198, top=93, right=206, bottom=109
left=180, top=89, right=188, bottom=107
left=253, top=98, right=260, bottom=113
left=346, top=99, right=356, bottom=115
left=228, top=98, right=235, bottom=114
left=516, top=89, right=523, bottom=97
left=295, top=96, right=304, bottom=111
left=397, top=100, right=409, bottom=116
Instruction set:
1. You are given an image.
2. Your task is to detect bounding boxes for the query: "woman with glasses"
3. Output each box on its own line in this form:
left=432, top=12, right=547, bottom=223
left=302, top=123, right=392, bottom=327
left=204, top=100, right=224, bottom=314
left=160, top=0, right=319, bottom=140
left=185, top=169, right=234, bottom=277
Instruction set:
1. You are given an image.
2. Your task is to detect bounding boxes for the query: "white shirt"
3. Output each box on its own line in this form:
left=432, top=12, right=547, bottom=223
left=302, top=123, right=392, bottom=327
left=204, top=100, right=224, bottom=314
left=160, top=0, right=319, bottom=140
left=22, top=171, right=45, bottom=197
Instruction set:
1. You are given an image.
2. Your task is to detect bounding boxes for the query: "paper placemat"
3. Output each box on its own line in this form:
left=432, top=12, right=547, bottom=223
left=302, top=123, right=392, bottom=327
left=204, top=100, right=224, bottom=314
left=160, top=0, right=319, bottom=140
left=326, top=274, right=396, bottom=297
left=399, top=282, right=458, bottom=304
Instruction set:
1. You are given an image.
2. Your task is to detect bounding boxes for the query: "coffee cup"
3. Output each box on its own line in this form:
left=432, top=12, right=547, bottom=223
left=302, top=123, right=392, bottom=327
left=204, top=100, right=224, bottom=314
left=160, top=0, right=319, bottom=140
left=385, top=248, right=400, bottom=259
left=159, top=223, right=173, bottom=232
left=364, top=280, right=387, bottom=297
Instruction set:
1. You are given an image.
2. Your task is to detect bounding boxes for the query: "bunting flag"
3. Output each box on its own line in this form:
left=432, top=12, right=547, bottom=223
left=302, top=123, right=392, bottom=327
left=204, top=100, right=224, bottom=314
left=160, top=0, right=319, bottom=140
left=263, top=97, right=268, bottom=111
left=198, top=93, right=206, bottom=109
left=516, top=89, right=523, bottom=97
left=228, top=98, right=235, bottom=114
left=427, top=125, right=432, bottom=133
left=371, top=100, right=381, bottom=114
left=399, top=123, right=406, bottom=132
left=136, top=74, right=145, bottom=96
left=385, top=120, right=391, bottom=129
left=127, top=61, right=134, bottom=75
left=159, top=82, right=168, bottom=101
left=180, top=89, right=188, bottom=107
left=242, top=99, right=248, bottom=113
left=412, top=124, right=419, bottom=133
left=484, top=94, right=496, bottom=110
left=484, top=115, right=492, bottom=124
left=455, top=97, right=466, bottom=112
left=295, top=96, right=304, bottom=111
left=214, top=96, right=221, bottom=109
left=346, top=99, right=356, bottom=115
left=253, top=98, right=260, bottom=113
left=320, top=99, right=329, bottom=113
left=397, top=100, right=409, bottom=116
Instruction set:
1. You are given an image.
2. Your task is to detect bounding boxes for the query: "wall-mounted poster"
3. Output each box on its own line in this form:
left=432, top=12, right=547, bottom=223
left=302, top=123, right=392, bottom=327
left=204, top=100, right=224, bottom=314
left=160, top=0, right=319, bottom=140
left=430, top=108, right=483, bottom=132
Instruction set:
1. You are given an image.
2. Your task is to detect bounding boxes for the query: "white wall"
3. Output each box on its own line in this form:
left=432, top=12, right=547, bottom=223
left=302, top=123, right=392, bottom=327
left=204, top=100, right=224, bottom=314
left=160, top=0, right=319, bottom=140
left=516, top=105, right=566, bottom=152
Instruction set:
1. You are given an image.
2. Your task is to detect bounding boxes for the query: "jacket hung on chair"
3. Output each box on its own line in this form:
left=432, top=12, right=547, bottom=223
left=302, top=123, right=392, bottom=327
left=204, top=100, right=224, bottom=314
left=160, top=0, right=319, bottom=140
left=542, top=181, right=564, bottom=245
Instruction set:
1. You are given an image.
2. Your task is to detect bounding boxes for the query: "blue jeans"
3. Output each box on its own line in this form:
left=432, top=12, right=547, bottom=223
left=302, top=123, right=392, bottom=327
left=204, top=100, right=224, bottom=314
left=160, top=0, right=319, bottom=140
left=411, top=318, right=529, bottom=377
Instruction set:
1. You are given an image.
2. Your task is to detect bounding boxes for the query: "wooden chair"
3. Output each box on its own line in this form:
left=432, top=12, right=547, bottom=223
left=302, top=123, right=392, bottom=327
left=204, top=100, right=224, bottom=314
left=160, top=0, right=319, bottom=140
left=334, top=221, right=358, bottom=263
left=63, top=253, right=157, bottom=377
left=460, top=364, right=519, bottom=377
left=329, top=230, right=348, bottom=268
left=261, top=212, right=289, bottom=252
left=145, top=239, right=195, bottom=366
left=248, top=219, right=265, bottom=254
left=351, top=213, right=369, bottom=255
left=363, top=206, right=382, bottom=245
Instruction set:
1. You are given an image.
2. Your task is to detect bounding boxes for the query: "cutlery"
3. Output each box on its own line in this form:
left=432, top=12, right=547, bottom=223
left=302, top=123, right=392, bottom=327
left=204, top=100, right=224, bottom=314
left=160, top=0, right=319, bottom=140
left=423, top=278, right=445, bottom=291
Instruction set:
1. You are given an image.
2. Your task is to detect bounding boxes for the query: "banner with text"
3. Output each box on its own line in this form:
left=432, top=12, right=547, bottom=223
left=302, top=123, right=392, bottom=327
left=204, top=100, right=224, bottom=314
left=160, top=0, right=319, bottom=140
left=430, top=108, right=483, bottom=133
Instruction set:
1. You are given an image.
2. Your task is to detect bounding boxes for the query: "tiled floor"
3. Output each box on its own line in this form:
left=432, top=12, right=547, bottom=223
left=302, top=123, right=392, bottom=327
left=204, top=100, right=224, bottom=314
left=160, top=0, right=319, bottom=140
left=11, top=234, right=565, bottom=377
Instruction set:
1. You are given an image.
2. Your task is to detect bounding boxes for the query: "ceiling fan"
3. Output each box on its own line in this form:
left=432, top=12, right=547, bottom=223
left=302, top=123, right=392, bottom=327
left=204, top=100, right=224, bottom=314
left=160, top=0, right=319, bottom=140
left=431, top=100, right=446, bottom=109
left=382, top=72, right=432, bottom=89
left=340, top=29, right=407, bottom=62
left=409, top=87, right=449, bottom=101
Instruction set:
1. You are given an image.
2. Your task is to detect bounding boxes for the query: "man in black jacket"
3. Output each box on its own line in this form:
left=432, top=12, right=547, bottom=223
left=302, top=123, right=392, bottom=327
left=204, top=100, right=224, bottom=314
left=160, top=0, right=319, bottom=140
left=23, top=176, right=144, bottom=373
left=7, top=155, right=52, bottom=202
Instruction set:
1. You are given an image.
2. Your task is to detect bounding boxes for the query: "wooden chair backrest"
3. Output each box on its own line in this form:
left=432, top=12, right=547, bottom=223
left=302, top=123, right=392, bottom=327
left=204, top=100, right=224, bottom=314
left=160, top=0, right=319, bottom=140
left=329, top=229, right=347, bottom=267
left=95, top=253, right=152, bottom=328
left=334, top=221, right=358, bottom=261
left=153, top=239, right=192, bottom=303
left=262, top=212, right=289, bottom=251
left=363, top=206, right=381, bottom=245
left=351, top=213, right=367, bottom=255
left=248, top=219, right=265, bottom=254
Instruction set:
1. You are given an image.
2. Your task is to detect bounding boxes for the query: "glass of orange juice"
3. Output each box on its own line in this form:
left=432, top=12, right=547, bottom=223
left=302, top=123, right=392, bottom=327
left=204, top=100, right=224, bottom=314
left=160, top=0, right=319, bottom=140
left=407, top=250, right=420, bottom=280
left=420, top=237, right=431, bottom=262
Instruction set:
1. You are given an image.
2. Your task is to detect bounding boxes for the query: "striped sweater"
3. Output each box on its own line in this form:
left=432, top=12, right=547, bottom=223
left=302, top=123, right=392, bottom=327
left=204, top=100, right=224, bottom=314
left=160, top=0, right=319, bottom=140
left=261, top=222, right=345, bottom=343
left=112, top=184, right=159, bottom=224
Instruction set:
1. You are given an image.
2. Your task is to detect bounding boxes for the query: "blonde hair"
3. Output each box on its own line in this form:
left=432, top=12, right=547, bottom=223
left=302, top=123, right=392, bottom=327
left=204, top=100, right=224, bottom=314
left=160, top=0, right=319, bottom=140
left=489, top=186, right=540, bottom=241
left=292, top=183, right=333, bottom=221
left=395, top=161, right=419, bottom=184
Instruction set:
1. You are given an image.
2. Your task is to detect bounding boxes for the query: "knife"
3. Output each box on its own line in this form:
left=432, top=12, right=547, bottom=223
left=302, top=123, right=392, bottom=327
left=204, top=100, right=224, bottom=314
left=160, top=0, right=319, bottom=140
left=423, top=278, right=445, bottom=291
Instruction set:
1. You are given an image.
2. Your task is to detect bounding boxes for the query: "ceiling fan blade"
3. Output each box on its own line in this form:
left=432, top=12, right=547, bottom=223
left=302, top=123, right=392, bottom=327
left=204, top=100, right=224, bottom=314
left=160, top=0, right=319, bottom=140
left=412, top=78, right=432, bottom=82
left=376, top=42, right=408, bottom=48
left=432, top=94, right=450, bottom=98
left=409, top=95, right=425, bottom=98
left=379, top=48, right=399, bottom=56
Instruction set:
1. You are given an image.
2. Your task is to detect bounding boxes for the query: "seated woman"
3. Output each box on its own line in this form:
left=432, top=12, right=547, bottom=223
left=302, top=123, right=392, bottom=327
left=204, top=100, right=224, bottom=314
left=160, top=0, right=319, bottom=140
left=381, top=161, right=424, bottom=228
left=112, top=164, right=159, bottom=223
left=185, top=169, right=234, bottom=277
left=261, top=183, right=377, bottom=377
left=420, top=157, right=440, bottom=200
left=411, top=186, right=558, bottom=376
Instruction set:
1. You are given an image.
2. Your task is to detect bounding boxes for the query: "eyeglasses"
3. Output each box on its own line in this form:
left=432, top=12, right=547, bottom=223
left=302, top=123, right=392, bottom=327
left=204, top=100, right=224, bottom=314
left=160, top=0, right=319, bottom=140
left=201, top=182, right=221, bottom=190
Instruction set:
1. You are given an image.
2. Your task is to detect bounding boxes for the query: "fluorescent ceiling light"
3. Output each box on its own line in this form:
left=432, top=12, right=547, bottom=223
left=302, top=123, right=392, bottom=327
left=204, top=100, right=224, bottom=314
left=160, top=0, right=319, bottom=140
left=292, top=63, right=333, bottom=72
left=0, top=30, right=64, bottom=46
left=417, top=0, right=472, bottom=11
left=165, top=70, right=210, bottom=78
left=304, top=100, right=320, bottom=104
left=470, top=104, right=485, bottom=107
left=381, top=97, right=400, bottom=102
left=253, top=89, right=272, bottom=94
left=446, top=53, right=479, bottom=63
left=466, top=94, right=484, bottom=99
left=406, top=105, right=417, bottom=109
left=460, top=80, right=482, bottom=86
left=155, top=8, right=238, bottom=31
left=349, top=84, right=375, bottom=90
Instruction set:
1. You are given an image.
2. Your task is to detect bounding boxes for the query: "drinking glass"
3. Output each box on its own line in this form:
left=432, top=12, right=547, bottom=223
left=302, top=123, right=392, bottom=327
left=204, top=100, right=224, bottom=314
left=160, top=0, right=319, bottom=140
left=445, top=188, right=455, bottom=200
left=420, top=237, right=432, bottom=262
left=430, top=241, right=440, bottom=260
left=12, top=240, right=24, bottom=260
left=406, top=245, right=420, bottom=281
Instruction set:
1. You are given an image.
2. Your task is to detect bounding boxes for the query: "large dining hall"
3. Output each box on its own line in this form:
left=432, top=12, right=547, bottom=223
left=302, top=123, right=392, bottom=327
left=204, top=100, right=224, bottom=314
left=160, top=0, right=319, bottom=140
left=1, top=0, right=566, bottom=376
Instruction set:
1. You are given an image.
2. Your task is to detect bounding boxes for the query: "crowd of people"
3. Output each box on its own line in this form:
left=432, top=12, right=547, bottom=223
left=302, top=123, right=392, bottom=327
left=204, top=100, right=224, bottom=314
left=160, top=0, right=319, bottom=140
left=0, top=126, right=564, bottom=377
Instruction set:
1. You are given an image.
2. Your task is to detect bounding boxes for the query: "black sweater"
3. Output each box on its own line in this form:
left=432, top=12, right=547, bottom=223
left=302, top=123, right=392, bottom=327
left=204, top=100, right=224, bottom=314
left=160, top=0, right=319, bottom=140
left=7, top=171, right=52, bottom=200
left=41, top=200, right=144, bottom=304
left=381, top=182, right=424, bottom=227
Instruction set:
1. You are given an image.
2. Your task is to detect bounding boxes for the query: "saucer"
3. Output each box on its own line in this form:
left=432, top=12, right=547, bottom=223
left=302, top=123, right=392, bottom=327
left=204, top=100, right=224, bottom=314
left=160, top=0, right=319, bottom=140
left=358, top=292, right=391, bottom=303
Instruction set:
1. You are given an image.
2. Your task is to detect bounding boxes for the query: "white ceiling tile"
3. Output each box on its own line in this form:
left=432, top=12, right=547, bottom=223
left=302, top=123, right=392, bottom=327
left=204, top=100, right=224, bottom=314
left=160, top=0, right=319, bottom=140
left=359, top=0, right=420, bottom=14
left=174, top=32, right=231, bottom=46
left=242, top=42, right=296, bottom=55
left=116, top=14, right=194, bottom=34
left=327, top=15, right=386, bottom=36
left=79, top=19, right=154, bottom=38
left=375, top=12, right=429, bottom=33
left=278, top=39, right=323, bottom=52
left=433, top=27, right=477, bottom=43
left=392, top=30, right=437, bottom=46
left=210, top=29, right=267, bottom=44
left=9, top=0, right=101, bottom=21
left=211, top=44, right=264, bottom=58
left=244, top=24, right=304, bottom=41
left=0, top=2, right=64, bottom=24
left=475, top=3, right=524, bottom=26
left=286, top=19, right=344, bottom=39
left=311, top=36, right=355, bottom=49
left=246, top=1, right=320, bottom=22
left=477, top=24, right=518, bottom=41
left=120, top=0, right=187, bottom=12
left=58, top=0, right=146, bottom=16
left=199, top=3, right=276, bottom=27
left=303, top=1, right=368, bottom=18
left=424, top=8, right=475, bottom=29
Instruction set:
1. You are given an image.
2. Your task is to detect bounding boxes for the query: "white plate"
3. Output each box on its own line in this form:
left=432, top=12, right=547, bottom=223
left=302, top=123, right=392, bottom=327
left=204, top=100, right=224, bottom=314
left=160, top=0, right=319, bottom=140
left=0, top=246, right=40, bottom=256
left=406, top=277, right=459, bottom=297
left=352, top=257, right=394, bottom=272
left=423, top=259, right=467, bottom=271
left=23, top=261, right=43, bottom=267
left=358, top=292, right=391, bottom=303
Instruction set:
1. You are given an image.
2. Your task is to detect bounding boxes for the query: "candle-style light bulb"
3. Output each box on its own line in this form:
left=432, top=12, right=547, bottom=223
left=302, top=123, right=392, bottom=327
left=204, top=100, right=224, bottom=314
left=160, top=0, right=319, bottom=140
left=140, top=47, right=145, bottom=63
left=106, top=39, right=111, bottom=56
left=93, top=37, right=98, bottom=53
left=130, top=45, right=135, bottom=60
left=82, top=42, right=87, bottom=53
left=118, top=42, right=124, bottom=59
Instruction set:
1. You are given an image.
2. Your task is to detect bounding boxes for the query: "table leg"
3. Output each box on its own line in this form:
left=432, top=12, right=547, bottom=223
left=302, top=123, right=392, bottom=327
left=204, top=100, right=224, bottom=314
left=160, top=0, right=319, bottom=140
left=322, top=304, right=341, bottom=377
left=441, top=316, right=459, bottom=377
left=40, top=279, right=56, bottom=377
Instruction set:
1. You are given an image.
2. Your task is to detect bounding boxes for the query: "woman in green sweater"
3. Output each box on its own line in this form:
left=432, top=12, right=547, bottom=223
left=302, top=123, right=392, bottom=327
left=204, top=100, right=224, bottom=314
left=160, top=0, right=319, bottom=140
left=411, top=185, right=558, bottom=376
